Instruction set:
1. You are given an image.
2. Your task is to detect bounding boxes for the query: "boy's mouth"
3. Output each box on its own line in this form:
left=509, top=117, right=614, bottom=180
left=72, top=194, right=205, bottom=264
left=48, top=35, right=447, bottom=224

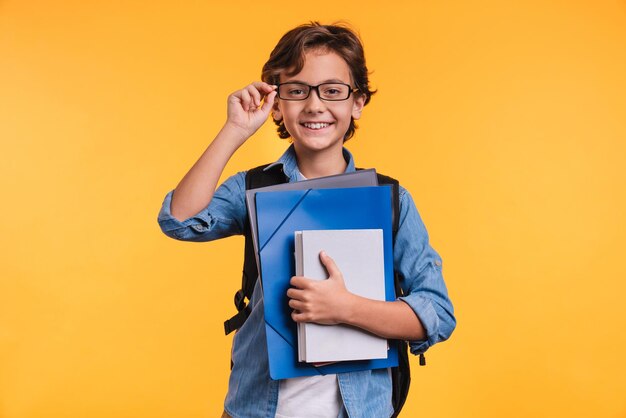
left=301, top=122, right=333, bottom=130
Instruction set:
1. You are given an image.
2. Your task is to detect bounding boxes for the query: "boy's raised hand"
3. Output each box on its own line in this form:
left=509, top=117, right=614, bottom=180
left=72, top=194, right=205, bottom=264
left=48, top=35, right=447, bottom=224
left=168, top=82, right=275, bottom=222
left=287, top=251, right=356, bottom=325
left=225, top=82, right=277, bottom=144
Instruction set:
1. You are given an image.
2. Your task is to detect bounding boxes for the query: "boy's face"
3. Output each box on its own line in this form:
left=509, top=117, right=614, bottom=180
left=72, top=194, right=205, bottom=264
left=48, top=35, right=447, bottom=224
left=273, top=49, right=365, bottom=155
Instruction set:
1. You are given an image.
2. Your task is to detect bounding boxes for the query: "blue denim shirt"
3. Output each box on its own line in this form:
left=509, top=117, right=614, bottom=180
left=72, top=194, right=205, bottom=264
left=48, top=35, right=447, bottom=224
left=158, top=145, right=456, bottom=418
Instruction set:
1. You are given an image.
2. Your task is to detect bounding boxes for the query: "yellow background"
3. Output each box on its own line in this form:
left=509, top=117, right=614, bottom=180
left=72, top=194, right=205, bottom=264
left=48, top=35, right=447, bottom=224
left=1, top=1, right=625, bottom=417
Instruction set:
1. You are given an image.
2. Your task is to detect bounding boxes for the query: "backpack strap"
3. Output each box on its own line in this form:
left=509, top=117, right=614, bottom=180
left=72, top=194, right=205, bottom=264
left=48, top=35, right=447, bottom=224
left=369, top=171, right=414, bottom=415
left=373, top=172, right=400, bottom=239
left=223, top=164, right=288, bottom=335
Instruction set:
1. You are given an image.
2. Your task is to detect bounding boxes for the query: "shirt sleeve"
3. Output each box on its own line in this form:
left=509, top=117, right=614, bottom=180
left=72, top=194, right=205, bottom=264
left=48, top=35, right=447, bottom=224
left=156, top=171, right=247, bottom=242
left=394, top=187, right=456, bottom=355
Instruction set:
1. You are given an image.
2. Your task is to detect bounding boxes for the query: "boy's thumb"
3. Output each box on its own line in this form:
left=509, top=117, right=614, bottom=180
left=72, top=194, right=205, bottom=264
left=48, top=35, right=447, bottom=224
left=320, top=251, right=341, bottom=279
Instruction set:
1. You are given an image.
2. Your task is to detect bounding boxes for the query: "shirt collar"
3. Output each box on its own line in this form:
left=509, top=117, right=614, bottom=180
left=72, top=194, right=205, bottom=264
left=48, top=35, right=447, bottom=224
left=264, top=144, right=356, bottom=182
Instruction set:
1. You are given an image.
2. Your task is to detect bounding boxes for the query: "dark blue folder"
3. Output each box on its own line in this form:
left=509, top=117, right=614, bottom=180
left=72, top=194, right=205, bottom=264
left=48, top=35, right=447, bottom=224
left=255, top=186, right=399, bottom=380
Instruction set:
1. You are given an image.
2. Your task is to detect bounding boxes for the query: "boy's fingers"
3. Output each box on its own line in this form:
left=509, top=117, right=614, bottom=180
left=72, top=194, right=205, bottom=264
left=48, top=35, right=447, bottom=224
left=234, top=82, right=277, bottom=115
left=291, top=311, right=305, bottom=323
left=288, top=299, right=305, bottom=310
left=252, top=81, right=277, bottom=93
left=240, top=89, right=252, bottom=111
left=260, top=91, right=276, bottom=112
left=245, top=85, right=262, bottom=107
left=290, top=276, right=311, bottom=289
left=286, top=286, right=305, bottom=299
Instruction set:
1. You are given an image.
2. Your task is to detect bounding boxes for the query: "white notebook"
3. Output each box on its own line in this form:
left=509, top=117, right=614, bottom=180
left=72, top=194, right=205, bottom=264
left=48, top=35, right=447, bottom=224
left=294, top=229, right=389, bottom=363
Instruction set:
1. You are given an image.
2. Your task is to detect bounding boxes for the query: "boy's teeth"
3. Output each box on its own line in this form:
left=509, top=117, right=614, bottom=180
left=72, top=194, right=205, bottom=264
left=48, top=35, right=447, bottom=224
left=303, top=122, right=330, bottom=129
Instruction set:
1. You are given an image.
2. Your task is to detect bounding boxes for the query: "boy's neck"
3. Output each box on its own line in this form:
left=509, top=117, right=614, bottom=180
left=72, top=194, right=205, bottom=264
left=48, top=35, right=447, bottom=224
left=293, top=144, right=348, bottom=179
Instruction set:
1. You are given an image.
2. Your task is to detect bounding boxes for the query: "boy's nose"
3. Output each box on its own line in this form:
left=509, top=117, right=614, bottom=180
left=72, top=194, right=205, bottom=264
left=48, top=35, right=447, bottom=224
left=303, top=89, right=326, bottom=112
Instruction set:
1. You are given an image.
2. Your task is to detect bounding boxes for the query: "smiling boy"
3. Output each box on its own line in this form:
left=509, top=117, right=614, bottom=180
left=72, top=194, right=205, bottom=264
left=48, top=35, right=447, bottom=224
left=158, top=22, right=455, bottom=418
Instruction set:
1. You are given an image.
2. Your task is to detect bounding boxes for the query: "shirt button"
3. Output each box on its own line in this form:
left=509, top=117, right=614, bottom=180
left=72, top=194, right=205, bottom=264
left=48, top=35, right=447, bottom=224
left=192, top=224, right=206, bottom=232
left=434, top=260, right=442, bottom=267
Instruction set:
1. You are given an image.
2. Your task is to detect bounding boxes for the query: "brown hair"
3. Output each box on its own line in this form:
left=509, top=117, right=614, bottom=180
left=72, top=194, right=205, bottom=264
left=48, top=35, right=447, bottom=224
left=261, top=22, right=376, bottom=142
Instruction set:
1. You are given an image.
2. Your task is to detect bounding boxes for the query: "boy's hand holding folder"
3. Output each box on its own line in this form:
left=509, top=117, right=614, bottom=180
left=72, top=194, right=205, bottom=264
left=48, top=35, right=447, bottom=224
left=288, top=250, right=352, bottom=325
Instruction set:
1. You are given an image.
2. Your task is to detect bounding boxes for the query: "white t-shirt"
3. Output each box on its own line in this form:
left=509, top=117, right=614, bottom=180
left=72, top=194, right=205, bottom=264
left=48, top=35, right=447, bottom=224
left=276, top=169, right=343, bottom=418
left=275, top=374, right=342, bottom=417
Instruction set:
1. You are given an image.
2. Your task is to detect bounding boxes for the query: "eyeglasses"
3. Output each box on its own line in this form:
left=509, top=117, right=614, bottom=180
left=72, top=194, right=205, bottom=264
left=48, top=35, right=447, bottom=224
left=276, top=82, right=358, bottom=101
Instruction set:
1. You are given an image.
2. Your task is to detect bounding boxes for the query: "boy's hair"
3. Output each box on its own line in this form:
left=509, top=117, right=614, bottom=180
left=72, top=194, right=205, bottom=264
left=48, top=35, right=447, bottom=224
left=261, top=22, right=376, bottom=142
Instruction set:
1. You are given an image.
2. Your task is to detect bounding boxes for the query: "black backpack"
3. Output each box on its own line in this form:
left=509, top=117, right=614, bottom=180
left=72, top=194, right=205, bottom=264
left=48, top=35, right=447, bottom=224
left=223, top=163, right=421, bottom=417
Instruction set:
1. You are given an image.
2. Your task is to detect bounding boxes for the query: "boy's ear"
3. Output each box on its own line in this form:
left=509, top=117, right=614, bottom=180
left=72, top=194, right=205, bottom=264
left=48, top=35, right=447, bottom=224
left=352, top=93, right=366, bottom=120
left=272, top=100, right=283, bottom=122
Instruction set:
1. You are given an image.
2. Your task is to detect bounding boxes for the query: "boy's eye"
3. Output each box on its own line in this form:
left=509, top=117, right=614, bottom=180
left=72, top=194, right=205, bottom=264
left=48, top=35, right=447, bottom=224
left=280, top=83, right=310, bottom=99
left=288, top=88, right=306, bottom=96
left=321, top=84, right=347, bottom=98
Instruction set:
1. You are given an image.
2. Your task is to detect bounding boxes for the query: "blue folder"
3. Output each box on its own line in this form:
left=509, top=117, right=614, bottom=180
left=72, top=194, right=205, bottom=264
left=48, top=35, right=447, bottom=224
left=255, top=186, right=399, bottom=380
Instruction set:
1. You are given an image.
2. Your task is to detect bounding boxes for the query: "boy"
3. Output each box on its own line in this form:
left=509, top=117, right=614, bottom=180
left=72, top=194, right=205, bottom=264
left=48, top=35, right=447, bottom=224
left=158, top=22, right=455, bottom=418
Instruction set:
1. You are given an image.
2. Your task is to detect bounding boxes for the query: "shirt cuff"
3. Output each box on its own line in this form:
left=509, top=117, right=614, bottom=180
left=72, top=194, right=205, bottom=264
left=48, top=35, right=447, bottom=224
left=157, top=190, right=214, bottom=239
left=397, top=294, right=440, bottom=355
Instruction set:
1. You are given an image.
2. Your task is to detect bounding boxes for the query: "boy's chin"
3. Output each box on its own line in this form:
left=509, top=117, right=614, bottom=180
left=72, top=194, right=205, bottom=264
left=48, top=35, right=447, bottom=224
left=292, top=136, right=344, bottom=153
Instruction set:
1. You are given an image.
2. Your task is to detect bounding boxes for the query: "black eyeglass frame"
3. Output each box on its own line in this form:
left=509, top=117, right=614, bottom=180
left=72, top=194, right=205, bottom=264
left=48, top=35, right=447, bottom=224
left=275, top=82, right=359, bottom=101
